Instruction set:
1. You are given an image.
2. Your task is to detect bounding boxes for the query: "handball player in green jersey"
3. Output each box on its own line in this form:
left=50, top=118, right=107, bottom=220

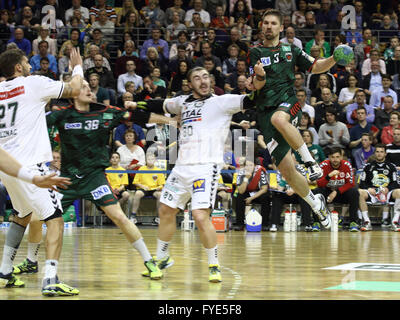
left=249, top=9, right=353, bottom=229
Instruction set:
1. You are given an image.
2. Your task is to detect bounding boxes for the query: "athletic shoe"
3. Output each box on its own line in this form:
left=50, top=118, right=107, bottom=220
left=209, top=264, right=222, bottom=283
left=338, top=216, right=343, bottom=229
left=269, top=224, right=277, bottom=232
left=42, top=277, right=79, bottom=296
left=314, top=194, right=331, bottom=229
left=305, top=161, right=323, bottom=181
left=142, top=256, right=174, bottom=277
left=312, top=222, right=321, bottom=232
left=13, top=259, right=38, bottom=274
left=144, top=259, right=163, bottom=280
left=349, top=222, right=360, bottom=232
left=391, top=221, right=400, bottom=232
left=304, top=225, right=313, bottom=232
left=0, top=272, right=24, bottom=288
left=360, top=221, right=373, bottom=232
left=381, top=219, right=391, bottom=228
left=129, top=213, right=137, bottom=224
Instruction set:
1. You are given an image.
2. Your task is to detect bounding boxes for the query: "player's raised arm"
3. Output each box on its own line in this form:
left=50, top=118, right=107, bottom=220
left=311, top=45, right=354, bottom=74
left=60, top=47, right=83, bottom=98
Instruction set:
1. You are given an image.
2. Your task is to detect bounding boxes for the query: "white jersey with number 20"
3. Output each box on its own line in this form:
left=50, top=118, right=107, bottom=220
left=0, top=75, right=64, bottom=166
left=163, top=94, right=245, bottom=166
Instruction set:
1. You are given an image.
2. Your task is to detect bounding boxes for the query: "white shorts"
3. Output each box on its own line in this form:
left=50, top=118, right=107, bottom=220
left=0, top=162, right=62, bottom=220
left=367, top=190, right=394, bottom=204
left=160, top=163, right=221, bottom=210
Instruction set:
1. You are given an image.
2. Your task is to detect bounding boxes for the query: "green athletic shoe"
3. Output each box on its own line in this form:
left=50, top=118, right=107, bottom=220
left=142, top=256, right=174, bottom=278
left=209, top=264, right=222, bottom=283
left=349, top=222, right=360, bottom=232
left=144, top=259, right=163, bottom=280
left=0, top=272, right=25, bottom=288
left=42, top=277, right=79, bottom=297
left=13, top=259, right=38, bottom=274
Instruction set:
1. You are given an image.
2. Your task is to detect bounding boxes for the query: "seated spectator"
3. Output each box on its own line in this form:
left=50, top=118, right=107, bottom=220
left=316, top=147, right=360, bottom=232
left=168, top=44, right=193, bottom=77
left=84, top=28, right=111, bottom=61
left=0, top=9, right=11, bottom=52
left=233, top=160, right=270, bottom=231
left=349, top=106, right=379, bottom=157
left=369, top=74, right=398, bottom=109
left=58, top=28, right=84, bottom=59
left=222, top=44, right=240, bottom=78
left=194, top=41, right=222, bottom=72
left=89, top=73, right=110, bottom=105
left=169, top=31, right=194, bottom=61
left=318, top=107, right=350, bottom=153
left=338, top=75, right=360, bottom=109
left=58, top=43, right=72, bottom=77
left=305, top=29, right=331, bottom=58
left=141, top=46, right=168, bottom=78
left=83, top=45, right=111, bottom=72
left=184, top=0, right=211, bottom=28
left=386, top=45, right=400, bottom=78
left=297, top=89, right=314, bottom=124
left=229, top=0, right=253, bottom=28
left=309, top=73, right=337, bottom=107
left=280, top=26, right=302, bottom=49
left=383, top=36, right=399, bottom=62
left=346, top=89, right=375, bottom=126
left=314, top=88, right=342, bottom=131
left=345, top=24, right=363, bottom=47
left=32, top=57, right=57, bottom=80
left=210, top=5, right=229, bottom=34
left=91, top=9, right=115, bottom=41
left=224, top=57, right=247, bottom=93
left=17, top=5, right=40, bottom=40
left=291, top=0, right=307, bottom=28
left=150, top=67, right=166, bottom=88
left=131, top=153, right=165, bottom=222
left=7, top=27, right=31, bottom=56
left=65, top=0, right=90, bottom=25
left=353, top=133, right=375, bottom=170
left=298, top=112, right=319, bottom=144
left=362, top=60, right=384, bottom=98
left=297, top=10, right=318, bottom=42
left=135, top=75, right=167, bottom=100
left=354, top=28, right=377, bottom=70
left=85, top=53, right=115, bottom=89
left=174, top=79, right=192, bottom=97
left=202, top=57, right=225, bottom=89
left=166, top=11, right=187, bottom=42
left=377, top=14, right=399, bottom=44
left=315, top=0, right=337, bottom=27
left=165, top=0, right=186, bottom=26
left=123, top=81, right=141, bottom=98
left=230, top=104, right=257, bottom=135
left=30, top=40, right=57, bottom=75
left=114, top=41, right=142, bottom=78
left=375, top=96, right=398, bottom=131
left=230, top=74, right=249, bottom=95
left=358, top=144, right=400, bottom=231
left=294, top=71, right=311, bottom=103
left=115, top=120, right=146, bottom=149
left=117, top=60, right=143, bottom=96
left=295, top=129, right=325, bottom=165
left=381, top=111, right=400, bottom=145
left=275, top=0, right=296, bottom=17
left=217, top=174, right=233, bottom=211
left=117, top=34, right=139, bottom=59
left=116, top=0, right=139, bottom=27
left=333, top=59, right=362, bottom=94
left=362, top=49, right=386, bottom=77
left=140, top=0, right=165, bottom=30
left=386, top=127, right=400, bottom=169
left=169, top=60, right=188, bottom=96
left=235, top=13, right=253, bottom=42
left=220, top=27, right=248, bottom=60
left=206, top=28, right=224, bottom=58
left=105, top=152, right=130, bottom=210
left=32, top=24, right=57, bottom=56
left=140, top=28, right=169, bottom=63
left=187, top=12, right=207, bottom=42
left=89, top=0, right=117, bottom=25
left=118, top=11, right=144, bottom=47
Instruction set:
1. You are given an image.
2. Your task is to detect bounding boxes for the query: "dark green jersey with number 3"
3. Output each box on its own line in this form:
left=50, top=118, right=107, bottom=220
left=249, top=43, right=315, bottom=109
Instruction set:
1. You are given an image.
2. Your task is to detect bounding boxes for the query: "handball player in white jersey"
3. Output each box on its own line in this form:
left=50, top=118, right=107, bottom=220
left=128, top=67, right=257, bottom=282
left=0, top=48, right=83, bottom=296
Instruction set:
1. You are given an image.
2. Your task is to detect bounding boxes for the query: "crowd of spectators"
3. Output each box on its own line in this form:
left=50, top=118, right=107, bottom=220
left=2, top=0, right=400, bottom=227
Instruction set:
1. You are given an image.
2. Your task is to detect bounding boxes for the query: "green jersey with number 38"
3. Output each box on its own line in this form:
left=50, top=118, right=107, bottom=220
left=46, top=103, right=130, bottom=177
left=249, top=43, right=315, bottom=109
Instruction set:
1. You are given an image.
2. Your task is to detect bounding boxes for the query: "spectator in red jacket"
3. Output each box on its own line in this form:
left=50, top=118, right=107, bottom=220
left=315, top=147, right=360, bottom=231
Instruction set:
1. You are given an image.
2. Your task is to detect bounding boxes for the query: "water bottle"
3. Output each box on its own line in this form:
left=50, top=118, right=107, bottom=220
left=284, top=210, right=291, bottom=232
left=331, top=210, right=338, bottom=232
left=290, top=209, right=297, bottom=232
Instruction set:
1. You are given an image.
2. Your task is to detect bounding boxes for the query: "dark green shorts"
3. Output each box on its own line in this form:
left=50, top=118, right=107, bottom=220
left=257, top=97, right=302, bottom=166
left=60, top=170, right=118, bottom=211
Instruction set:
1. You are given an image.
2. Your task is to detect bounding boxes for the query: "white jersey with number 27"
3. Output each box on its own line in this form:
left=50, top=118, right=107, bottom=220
left=163, top=94, right=245, bottom=166
left=0, top=75, right=64, bottom=166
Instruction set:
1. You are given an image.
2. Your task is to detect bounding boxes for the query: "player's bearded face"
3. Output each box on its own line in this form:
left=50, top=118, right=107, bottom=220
left=190, top=71, right=211, bottom=97
left=20, top=57, right=32, bottom=76
left=262, top=16, right=283, bottom=40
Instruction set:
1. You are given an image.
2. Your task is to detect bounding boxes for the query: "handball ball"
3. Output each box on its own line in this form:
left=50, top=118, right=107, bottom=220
left=333, top=44, right=354, bottom=66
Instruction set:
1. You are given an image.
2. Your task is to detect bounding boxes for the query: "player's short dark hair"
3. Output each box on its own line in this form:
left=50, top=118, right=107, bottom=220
left=262, top=9, right=283, bottom=25
left=328, top=147, right=342, bottom=156
left=375, top=143, right=386, bottom=151
left=0, top=48, right=26, bottom=78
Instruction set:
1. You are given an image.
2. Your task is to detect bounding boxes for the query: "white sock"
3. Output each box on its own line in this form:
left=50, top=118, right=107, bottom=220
left=302, top=191, right=320, bottom=211
left=357, top=210, right=362, bottom=220
left=382, top=211, right=389, bottom=220
left=132, top=238, right=152, bottom=262
left=361, top=211, right=370, bottom=222
left=206, top=245, right=219, bottom=265
left=0, top=245, right=17, bottom=275
left=296, top=143, right=314, bottom=163
left=393, top=211, right=400, bottom=223
left=44, top=259, right=58, bottom=280
left=156, top=238, right=170, bottom=260
left=27, top=242, right=41, bottom=263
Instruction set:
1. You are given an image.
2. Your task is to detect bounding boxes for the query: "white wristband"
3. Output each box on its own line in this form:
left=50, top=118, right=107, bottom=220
left=17, top=167, right=35, bottom=184
left=72, top=65, right=84, bottom=78
left=243, top=177, right=249, bottom=184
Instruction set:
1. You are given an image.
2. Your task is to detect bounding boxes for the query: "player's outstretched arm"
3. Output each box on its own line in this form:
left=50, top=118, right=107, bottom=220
left=0, top=147, right=71, bottom=190
left=312, top=44, right=354, bottom=74
left=310, top=56, right=337, bottom=74
left=61, top=47, right=83, bottom=98
left=124, top=101, right=180, bottom=127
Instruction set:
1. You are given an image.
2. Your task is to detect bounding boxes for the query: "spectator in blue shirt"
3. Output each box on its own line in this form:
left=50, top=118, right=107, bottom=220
left=7, top=27, right=31, bottom=56
left=114, top=119, right=146, bottom=149
left=346, top=89, right=375, bottom=125
left=29, top=40, right=58, bottom=75
left=139, top=28, right=169, bottom=63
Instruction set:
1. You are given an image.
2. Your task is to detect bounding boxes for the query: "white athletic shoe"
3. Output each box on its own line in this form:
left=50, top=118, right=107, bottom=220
left=314, top=194, right=331, bottom=229
left=305, top=161, right=323, bottom=181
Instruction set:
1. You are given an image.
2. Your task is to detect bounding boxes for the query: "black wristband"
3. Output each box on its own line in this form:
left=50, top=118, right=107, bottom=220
left=130, top=108, right=151, bottom=127
left=255, top=74, right=266, bottom=81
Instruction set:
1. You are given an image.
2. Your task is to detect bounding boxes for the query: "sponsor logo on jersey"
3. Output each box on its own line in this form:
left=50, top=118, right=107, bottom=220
left=193, top=179, right=206, bottom=193
left=282, top=45, right=291, bottom=52
left=0, top=86, right=25, bottom=100
left=0, top=128, right=17, bottom=138
left=260, top=57, right=271, bottom=66
left=91, top=185, right=112, bottom=200
left=65, top=123, right=82, bottom=130
left=103, top=113, right=114, bottom=120
left=285, top=53, right=292, bottom=62
left=182, top=106, right=202, bottom=124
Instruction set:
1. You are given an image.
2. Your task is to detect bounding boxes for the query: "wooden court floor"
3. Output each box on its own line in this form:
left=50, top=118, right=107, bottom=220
left=1, top=226, right=400, bottom=300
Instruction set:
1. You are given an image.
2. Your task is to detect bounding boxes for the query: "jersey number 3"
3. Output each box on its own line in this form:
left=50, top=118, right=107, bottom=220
left=0, top=102, right=18, bottom=129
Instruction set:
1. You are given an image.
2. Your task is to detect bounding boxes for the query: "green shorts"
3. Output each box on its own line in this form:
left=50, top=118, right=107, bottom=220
left=257, top=97, right=302, bottom=166
left=60, top=169, right=118, bottom=211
